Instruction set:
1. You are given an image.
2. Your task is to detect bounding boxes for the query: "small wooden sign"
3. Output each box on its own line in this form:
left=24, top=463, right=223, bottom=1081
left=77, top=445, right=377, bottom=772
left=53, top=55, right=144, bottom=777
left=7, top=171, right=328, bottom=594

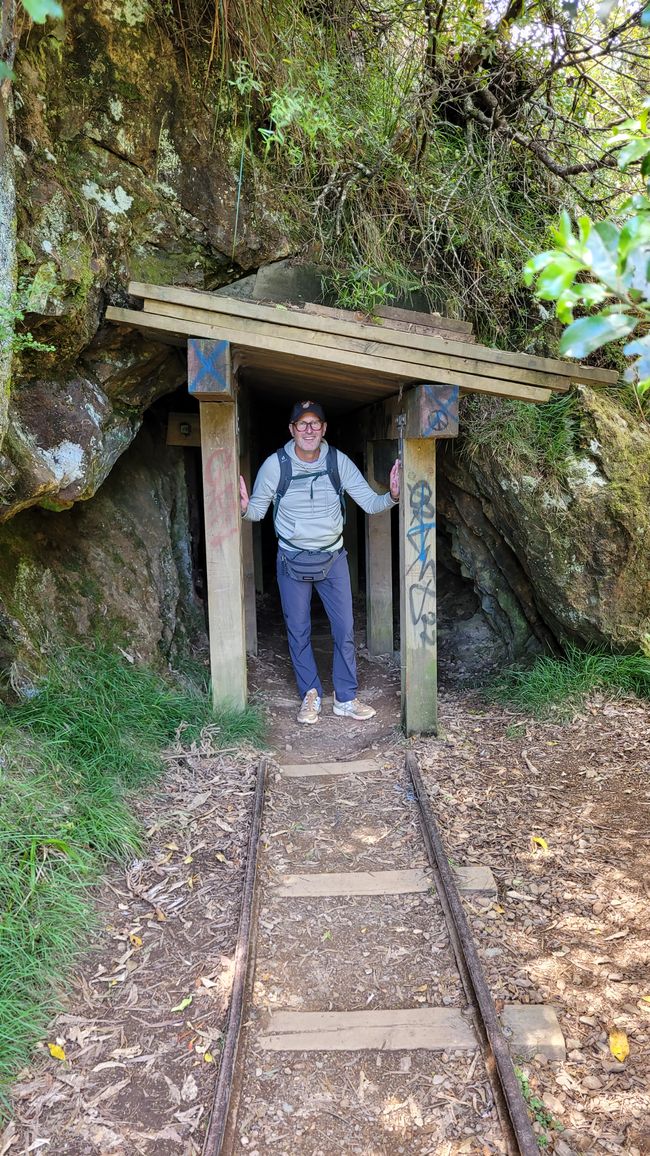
left=167, top=412, right=201, bottom=446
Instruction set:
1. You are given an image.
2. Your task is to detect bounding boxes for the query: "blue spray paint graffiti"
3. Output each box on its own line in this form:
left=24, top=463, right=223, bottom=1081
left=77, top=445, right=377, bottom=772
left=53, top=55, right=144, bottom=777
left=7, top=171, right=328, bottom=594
left=406, top=478, right=436, bottom=647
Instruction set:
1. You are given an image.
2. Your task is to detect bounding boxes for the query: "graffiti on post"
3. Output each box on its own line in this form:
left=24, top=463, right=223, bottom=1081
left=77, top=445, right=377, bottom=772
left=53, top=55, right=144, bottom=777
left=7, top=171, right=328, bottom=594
left=406, top=478, right=436, bottom=647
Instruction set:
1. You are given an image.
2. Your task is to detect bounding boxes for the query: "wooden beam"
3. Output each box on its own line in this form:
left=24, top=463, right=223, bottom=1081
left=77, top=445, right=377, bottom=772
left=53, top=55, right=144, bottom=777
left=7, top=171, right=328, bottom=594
left=126, top=282, right=619, bottom=385
left=142, top=298, right=560, bottom=393
left=188, top=337, right=233, bottom=400
left=199, top=396, right=246, bottom=709
left=362, top=385, right=460, bottom=444
left=106, top=307, right=554, bottom=404
left=366, top=442, right=394, bottom=656
left=400, top=438, right=437, bottom=735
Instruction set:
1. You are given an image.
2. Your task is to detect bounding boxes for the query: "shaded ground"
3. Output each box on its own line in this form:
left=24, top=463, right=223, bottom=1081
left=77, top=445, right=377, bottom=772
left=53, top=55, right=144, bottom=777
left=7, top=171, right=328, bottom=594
left=3, top=597, right=649, bottom=1155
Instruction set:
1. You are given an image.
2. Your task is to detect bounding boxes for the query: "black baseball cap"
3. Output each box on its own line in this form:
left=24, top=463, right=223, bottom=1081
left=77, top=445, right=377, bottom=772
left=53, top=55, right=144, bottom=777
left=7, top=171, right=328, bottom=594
left=289, top=400, right=326, bottom=424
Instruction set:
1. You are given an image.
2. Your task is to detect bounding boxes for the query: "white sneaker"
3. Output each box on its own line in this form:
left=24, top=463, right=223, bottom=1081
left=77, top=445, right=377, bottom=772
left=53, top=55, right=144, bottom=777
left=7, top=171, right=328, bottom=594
left=332, top=695, right=376, bottom=720
left=297, top=689, right=321, bottom=724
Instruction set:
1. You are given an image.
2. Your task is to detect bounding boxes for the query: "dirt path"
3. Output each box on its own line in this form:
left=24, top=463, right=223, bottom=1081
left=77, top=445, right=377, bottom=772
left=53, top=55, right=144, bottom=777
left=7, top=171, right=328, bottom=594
left=4, top=603, right=649, bottom=1155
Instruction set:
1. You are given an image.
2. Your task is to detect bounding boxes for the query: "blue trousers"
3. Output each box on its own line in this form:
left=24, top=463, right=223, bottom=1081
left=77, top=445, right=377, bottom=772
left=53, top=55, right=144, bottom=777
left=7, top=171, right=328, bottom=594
left=276, top=549, right=357, bottom=702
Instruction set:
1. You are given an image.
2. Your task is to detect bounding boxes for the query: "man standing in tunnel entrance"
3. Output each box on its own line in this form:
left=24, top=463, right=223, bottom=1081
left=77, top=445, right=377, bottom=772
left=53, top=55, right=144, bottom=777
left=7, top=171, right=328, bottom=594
left=240, top=400, right=400, bottom=725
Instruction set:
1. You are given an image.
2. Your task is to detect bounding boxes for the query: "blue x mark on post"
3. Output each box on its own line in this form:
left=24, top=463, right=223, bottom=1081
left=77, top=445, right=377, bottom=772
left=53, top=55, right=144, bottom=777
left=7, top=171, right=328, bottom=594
left=188, top=339, right=231, bottom=396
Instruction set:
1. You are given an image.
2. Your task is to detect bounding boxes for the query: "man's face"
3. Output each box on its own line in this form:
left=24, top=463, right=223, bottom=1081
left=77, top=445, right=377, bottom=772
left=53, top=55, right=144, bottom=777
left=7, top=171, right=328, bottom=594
left=290, top=411, right=327, bottom=455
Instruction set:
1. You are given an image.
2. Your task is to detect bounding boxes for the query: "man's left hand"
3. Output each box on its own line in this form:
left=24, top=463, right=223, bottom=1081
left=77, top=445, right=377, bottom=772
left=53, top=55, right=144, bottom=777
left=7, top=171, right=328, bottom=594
left=389, top=459, right=401, bottom=500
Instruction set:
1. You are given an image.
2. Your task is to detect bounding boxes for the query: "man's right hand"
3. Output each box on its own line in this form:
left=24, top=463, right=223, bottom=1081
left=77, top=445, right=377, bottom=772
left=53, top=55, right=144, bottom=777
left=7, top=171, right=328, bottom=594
left=239, top=475, right=249, bottom=515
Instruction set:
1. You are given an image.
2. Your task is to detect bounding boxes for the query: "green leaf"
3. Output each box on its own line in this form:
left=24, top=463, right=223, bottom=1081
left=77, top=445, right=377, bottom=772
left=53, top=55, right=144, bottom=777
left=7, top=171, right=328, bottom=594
left=580, top=283, right=610, bottom=307
left=21, top=0, right=63, bottom=20
left=555, top=210, right=575, bottom=247
left=559, top=313, right=637, bottom=359
left=617, top=139, right=650, bottom=170
left=556, top=289, right=579, bottom=324
left=536, top=257, right=584, bottom=301
left=171, top=995, right=193, bottom=1012
left=0, top=61, right=14, bottom=81
left=523, top=251, right=559, bottom=286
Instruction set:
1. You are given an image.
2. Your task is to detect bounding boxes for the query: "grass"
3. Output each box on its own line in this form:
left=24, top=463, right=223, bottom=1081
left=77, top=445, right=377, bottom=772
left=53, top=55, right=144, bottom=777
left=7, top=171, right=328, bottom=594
left=0, top=645, right=263, bottom=1099
left=489, top=644, right=650, bottom=718
left=515, top=1065, right=563, bottom=1148
left=462, top=392, right=580, bottom=480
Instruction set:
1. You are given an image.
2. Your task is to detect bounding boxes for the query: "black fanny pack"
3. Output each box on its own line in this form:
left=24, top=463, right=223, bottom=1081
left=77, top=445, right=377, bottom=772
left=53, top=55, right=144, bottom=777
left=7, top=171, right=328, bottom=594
left=280, top=548, right=344, bottom=582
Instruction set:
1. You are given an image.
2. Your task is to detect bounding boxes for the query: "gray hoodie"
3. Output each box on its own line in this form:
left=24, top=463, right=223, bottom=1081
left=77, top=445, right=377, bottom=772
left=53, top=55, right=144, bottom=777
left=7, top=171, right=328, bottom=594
left=243, top=440, right=395, bottom=552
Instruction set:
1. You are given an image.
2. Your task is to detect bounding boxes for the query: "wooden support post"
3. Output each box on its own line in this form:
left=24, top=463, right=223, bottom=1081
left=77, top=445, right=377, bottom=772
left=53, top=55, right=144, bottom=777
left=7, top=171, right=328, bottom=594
left=238, top=385, right=258, bottom=657
left=199, top=392, right=247, bottom=710
left=343, top=504, right=360, bottom=598
left=366, top=441, right=394, bottom=655
left=400, top=437, right=437, bottom=735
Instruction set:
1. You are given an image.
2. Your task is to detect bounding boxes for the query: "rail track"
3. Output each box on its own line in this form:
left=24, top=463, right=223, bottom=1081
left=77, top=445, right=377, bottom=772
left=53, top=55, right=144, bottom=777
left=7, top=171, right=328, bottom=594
left=202, top=751, right=564, bottom=1156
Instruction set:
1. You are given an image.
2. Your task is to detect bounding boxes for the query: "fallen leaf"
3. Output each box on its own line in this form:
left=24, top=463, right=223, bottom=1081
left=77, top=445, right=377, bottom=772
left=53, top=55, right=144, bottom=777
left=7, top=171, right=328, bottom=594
left=129, top=933, right=143, bottom=948
left=181, top=1073, right=198, bottom=1102
left=172, top=995, right=193, bottom=1012
left=215, top=852, right=226, bottom=863
left=609, top=1028, right=629, bottom=1062
left=204, top=1052, right=214, bottom=1063
left=640, top=995, right=650, bottom=1004
left=47, top=1043, right=66, bottom=1062
left=531, top=835, right=548, bottom=851
left=184, top=855, right=193, bottom=864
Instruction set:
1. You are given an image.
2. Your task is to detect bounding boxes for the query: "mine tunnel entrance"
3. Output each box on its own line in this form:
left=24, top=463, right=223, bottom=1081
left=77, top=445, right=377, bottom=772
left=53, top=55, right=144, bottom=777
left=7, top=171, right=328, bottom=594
left=154, top=379, right=501, bottom=695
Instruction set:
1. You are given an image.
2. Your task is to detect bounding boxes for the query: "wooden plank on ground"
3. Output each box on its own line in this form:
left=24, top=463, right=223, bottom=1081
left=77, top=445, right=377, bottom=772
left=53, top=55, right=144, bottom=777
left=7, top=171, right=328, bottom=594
left=454, top=865, right=497, bottom=896
left=141, top=297, right=560, bottom=393
left=258, top=1008, right=477, bottom=1052
left=107, top=307, right=554, bottom=404
left=279, top=759, right=379, bottom=777
left=401, top=438, right=437, bottom=736
left=126, top=282, right=619, bottom=385
left=273, top=868, right=432, bottom=897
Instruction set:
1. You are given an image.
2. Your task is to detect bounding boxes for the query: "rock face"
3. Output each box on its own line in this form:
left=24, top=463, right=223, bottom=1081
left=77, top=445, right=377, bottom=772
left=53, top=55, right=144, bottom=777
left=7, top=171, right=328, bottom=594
left=0, top=3, right=648, bottom=683
left=4, top=0, right=290, bottom=511
left=0, top=419, right=205, bottom=687
left=440, top=388, right=650, bottom=654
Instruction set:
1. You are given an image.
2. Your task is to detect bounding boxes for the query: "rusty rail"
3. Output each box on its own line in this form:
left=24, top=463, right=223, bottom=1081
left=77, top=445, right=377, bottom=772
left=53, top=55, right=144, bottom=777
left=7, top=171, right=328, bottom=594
left=202, top=757, right=268, bottom=1156
left=406, top=751, right=540, bottom=1156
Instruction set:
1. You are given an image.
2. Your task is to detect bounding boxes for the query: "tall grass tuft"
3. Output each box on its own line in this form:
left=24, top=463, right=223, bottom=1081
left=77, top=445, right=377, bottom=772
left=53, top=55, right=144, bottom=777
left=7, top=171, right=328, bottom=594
left=489, top=644, right=650, bottom=717
left=0, top=646, right=263, bottom=1098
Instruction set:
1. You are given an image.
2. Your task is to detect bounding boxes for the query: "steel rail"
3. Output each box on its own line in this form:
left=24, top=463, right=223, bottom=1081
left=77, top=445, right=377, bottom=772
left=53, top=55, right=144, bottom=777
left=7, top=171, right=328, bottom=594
left=202, top=757, right=268, bottom=1156
left=406, top=751, right=540, bottom=1156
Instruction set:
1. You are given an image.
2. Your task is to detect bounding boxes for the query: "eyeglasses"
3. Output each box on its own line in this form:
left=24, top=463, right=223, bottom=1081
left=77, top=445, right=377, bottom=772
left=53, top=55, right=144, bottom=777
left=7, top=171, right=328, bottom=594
left=293, top=420, right=323, bottom=432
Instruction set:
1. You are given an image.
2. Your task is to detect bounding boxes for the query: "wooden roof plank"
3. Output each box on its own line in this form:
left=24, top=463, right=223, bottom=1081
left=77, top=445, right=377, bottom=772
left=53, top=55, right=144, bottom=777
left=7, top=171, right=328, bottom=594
left=127, top=281, right=618, bottom=386
left=142, top=297, right=567, bottom=392
left=106, top=306, right=552, bottom=403
left=301, top=300, right=474, bottom=341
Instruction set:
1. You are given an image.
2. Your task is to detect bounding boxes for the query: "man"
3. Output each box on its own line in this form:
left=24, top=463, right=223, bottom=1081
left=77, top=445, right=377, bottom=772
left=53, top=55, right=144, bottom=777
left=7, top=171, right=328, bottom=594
left=240, top=400, right=400, bottom=725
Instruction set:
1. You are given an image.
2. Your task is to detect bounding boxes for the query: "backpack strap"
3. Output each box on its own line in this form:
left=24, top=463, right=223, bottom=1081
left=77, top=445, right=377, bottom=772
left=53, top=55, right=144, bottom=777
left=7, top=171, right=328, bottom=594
left=326, top=445, right=346, bottom=524
left=273, top=449, right=293, bottom=526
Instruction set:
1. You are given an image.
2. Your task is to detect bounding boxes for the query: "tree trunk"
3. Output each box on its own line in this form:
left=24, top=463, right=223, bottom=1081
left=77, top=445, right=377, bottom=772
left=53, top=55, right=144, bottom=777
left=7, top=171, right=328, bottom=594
left=0, top=0, right=16, bottom=455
